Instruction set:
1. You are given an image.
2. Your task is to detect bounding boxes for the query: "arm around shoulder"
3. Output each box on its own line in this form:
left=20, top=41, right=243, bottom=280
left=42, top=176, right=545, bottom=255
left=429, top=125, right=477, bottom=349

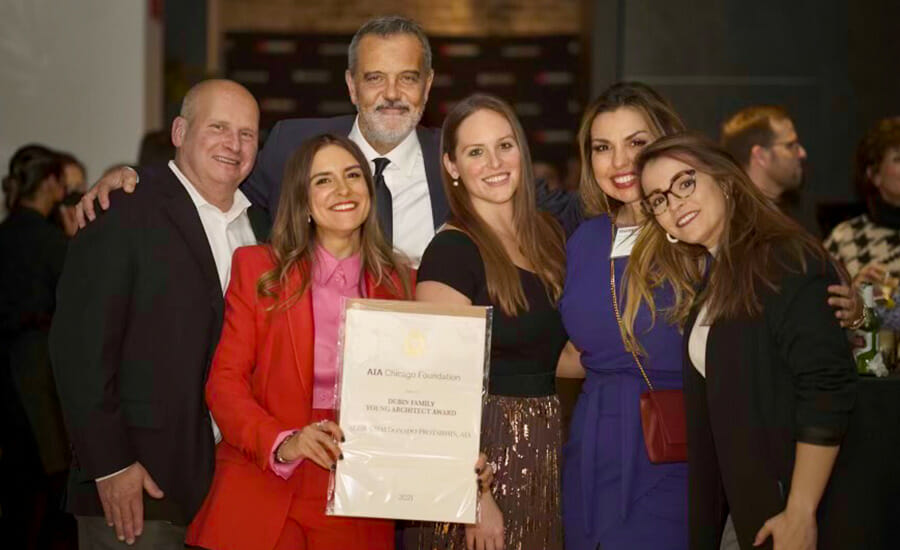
left=76, top=166, right=139, bottom=226
left=771, top=260, right=857, bottom=446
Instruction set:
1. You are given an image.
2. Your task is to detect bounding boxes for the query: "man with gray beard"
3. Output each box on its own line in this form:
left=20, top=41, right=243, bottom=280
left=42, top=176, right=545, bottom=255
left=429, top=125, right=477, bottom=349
left=243, top=15, right=446, bottom=265
left=79, top=15, right=446, bottom=266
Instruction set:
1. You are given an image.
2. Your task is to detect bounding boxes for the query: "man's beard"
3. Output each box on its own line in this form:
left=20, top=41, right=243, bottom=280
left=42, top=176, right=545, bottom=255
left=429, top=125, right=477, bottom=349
left=358, top=100, right=424, bottom=148
left=784, top=166, right=804, bottom=191
left=772, top=162, right=804, bottom=193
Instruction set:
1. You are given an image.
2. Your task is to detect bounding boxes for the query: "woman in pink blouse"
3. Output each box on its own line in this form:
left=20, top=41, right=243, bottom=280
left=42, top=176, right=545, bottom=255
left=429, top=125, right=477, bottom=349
left=186, top=134, right=413, bottom=550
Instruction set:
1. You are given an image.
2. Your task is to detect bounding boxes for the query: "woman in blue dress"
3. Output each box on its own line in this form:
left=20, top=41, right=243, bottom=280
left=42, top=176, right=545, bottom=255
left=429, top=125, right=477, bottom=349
left=556, top=83, right=689, bottom=550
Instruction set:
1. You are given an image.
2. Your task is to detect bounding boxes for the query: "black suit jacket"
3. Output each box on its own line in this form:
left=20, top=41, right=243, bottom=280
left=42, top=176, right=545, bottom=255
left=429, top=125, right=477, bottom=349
left=49, top=164, right=265, bottom=524
left=241, top=115, right=448, bottom=231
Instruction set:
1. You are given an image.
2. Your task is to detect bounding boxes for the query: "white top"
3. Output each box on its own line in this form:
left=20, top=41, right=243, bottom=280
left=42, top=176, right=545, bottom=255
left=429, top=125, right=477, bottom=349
left=349, top=117, right=434, bottom=267
left=688, top=302, right=712, bottom=377
left=689, top=247, right=720, bottom=377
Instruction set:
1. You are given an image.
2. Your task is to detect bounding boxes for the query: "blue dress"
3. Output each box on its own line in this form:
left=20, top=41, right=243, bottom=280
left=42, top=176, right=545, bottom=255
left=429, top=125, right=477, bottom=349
left=559, top=215, right=688, bottom=550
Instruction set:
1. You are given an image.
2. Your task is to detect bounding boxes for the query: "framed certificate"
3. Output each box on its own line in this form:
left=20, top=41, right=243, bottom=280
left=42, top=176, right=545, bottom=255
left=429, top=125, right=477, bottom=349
left=328, top=299, right=492, bottom=524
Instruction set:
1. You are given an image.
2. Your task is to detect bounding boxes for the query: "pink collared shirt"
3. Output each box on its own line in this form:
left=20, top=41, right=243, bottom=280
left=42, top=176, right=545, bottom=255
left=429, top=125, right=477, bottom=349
left=269, top=245, right=362, bottom=478
left=310, top=245, right=362, bottom=409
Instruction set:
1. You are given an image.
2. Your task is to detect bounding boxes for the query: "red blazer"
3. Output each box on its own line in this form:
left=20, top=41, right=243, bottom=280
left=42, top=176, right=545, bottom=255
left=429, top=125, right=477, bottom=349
left=186, top=245, right=411, bottom=550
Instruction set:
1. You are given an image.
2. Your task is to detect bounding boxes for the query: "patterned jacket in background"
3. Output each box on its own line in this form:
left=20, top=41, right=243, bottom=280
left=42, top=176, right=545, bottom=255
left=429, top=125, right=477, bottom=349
left=825, top=213, right=900, bottom=330
left=825, top=214, right=900, bottom=278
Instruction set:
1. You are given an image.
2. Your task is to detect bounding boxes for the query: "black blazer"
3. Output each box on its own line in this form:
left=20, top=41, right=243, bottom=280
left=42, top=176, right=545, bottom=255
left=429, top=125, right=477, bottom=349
left=242, top=115, right=448, bottom=230
left=682, top=253, right=857, bottom=549
left=49, top=164, right=265, bottom=525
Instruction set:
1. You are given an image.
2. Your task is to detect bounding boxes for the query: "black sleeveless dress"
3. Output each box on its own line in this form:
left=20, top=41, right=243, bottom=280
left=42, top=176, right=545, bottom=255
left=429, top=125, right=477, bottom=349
left=409, top=230, right=567, bottom=550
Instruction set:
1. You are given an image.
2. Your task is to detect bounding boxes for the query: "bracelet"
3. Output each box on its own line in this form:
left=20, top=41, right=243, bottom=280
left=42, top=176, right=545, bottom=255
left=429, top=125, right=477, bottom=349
left=274, top=430, right=299, bottom=464
left=846, top=307, right=868, bottom=330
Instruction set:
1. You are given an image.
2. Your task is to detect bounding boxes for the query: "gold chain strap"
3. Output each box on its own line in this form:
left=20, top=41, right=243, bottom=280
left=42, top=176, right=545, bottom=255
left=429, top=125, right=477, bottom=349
left=609, top=222, right=655, bottom=392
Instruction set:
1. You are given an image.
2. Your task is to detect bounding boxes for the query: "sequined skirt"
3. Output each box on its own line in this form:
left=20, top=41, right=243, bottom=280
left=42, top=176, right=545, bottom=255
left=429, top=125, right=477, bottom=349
left=408, top=394, right=563, bottom=550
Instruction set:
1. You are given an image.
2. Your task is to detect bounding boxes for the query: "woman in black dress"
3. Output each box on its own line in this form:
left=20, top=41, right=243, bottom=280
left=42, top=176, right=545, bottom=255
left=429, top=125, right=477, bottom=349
left=412, top=94, right=568, bottom=550
left=624, top=133, right=857, bottom=549
left=0, top=145, right=72, bottom=546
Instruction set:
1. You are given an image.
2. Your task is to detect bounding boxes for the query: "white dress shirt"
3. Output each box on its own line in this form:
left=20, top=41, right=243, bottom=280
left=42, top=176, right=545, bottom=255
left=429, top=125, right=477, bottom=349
left=168, top=161, right=257, bottom=291
left=349, top=117, right=435, bottom=267
left=170, top=160, right=257, bottom=443
left=96, top=161, right=258, bottom=482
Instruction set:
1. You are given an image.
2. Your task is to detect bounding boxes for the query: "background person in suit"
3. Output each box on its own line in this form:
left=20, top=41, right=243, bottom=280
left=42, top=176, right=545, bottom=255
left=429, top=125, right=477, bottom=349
left=719, top=105, right=819, bottom=236
left=49, top=79, right=264, bottom=548
left=79, top=15, right=445, bottom=267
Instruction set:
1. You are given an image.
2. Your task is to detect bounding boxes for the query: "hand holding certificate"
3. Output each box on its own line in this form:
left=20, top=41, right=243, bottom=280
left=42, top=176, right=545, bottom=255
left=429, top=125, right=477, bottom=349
left=328, top=299, right=492, bottom=523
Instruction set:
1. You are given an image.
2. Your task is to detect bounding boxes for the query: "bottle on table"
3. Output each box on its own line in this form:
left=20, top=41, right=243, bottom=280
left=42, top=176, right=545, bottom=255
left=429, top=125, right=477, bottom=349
left=854, top=283, right=888, bottom=376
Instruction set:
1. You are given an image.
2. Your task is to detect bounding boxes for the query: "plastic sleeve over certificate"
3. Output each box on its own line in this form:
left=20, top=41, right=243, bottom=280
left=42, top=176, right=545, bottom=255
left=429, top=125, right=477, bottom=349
left=328, top=299, right=492, bottom=524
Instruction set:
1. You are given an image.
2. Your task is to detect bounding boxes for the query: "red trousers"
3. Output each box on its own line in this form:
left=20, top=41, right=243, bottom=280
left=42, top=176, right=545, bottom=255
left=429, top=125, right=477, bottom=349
left=273, top=409, right=393, bottom=550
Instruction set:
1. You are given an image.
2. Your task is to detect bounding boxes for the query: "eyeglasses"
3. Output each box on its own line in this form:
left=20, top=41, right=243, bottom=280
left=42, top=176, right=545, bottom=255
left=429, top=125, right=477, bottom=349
left=641, top=169, right=697, bottom=216
left=770, top=140, right=804, bottom=154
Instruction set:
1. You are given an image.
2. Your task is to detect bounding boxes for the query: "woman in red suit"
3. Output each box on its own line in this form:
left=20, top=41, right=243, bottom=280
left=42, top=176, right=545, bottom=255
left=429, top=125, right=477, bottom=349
left=186, top=134, right=413, bottom=550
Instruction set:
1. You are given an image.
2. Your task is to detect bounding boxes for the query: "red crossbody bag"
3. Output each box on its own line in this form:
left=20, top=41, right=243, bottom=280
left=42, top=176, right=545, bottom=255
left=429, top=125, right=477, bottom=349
left=609, top=225, right=687, bottom=463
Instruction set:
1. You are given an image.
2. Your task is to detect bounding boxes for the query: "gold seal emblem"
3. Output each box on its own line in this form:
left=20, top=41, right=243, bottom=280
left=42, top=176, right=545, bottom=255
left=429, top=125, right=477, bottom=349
left=403, top=328, right=426, bottom=357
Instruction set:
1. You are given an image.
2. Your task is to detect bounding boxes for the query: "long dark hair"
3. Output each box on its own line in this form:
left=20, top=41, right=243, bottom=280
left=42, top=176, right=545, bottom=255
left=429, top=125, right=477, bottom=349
left=623, top=133, right=838, bottom=337
left=3, top=144, right=63, bottom=211
left=257, top=133, right=411, bottom=307
left=441, top=93, right=565, bottom=316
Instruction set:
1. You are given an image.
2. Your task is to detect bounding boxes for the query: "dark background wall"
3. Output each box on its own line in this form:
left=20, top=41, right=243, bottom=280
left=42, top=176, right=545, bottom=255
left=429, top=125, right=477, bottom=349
left=224, top=32, right=585, bottom=172
left=162, top=0, right=899, bottom=203
left=164, top=0, right=208, bottom=125
left=589, top=0, right=899, bottom=203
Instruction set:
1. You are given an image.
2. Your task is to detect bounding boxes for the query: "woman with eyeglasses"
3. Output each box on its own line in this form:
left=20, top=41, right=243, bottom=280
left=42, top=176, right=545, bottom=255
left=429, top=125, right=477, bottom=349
left=625, top=133, right=856, bottom=550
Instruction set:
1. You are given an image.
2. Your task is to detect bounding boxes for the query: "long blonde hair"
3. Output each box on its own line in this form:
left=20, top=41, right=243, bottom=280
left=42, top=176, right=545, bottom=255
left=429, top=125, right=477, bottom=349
left=441, top=94, right=565, bottom=316
left=623, top=133, right=835, bottom=342
left=257, top=133, right=411, bottom=308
